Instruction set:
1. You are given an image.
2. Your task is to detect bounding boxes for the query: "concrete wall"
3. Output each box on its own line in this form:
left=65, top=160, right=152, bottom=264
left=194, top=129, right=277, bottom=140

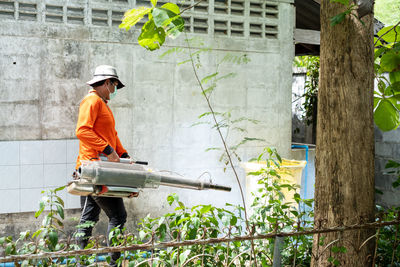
left=375, top=127, right=400, bottom=208
left=0, top=0, right=295, bottom=236
left=289, top=128, right=400, bottom=209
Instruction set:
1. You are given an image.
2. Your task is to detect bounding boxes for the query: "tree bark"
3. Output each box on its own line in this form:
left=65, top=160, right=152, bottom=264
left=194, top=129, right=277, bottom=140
left=311, top=1, right=375, bottom=266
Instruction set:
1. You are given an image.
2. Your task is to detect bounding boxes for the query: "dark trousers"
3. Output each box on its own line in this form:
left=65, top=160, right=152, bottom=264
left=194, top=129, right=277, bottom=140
left=77, top=195, right=127, bottom=266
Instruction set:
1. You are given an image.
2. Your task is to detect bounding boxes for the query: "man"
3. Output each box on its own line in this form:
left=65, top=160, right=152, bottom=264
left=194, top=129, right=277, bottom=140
left=75, top=65, right=133, bottom=266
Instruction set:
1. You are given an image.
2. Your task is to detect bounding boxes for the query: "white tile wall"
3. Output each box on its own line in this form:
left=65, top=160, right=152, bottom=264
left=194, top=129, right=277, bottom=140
left=0, top=189, right=20, bottom=213
left=20, top=164, right=44, bottom=188
left=20, top=188, right=44, bottom=213
left=20, top=141, right=44, bottom=165
left=44, top=140, right=67, bottom=164
left=0, top=139, right=81, bottom=214
left=44, top=164, right=67, bottom=188
left=0, top=141, right=19, bottom=166
left=67, top=139, right=79, bottom=164
left=0, top=166, right=20, bottom=189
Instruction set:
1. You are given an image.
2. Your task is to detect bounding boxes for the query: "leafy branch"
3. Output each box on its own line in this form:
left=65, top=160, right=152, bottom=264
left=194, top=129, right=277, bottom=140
left=119, top=0, right=204, bottom=51
left=329, top=0, right=366, bottom=26
left=183, top=34, right=260, bottom=266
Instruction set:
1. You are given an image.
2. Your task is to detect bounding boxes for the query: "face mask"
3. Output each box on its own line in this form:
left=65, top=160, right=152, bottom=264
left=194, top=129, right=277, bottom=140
left=107, top=84, right=118, bottom=100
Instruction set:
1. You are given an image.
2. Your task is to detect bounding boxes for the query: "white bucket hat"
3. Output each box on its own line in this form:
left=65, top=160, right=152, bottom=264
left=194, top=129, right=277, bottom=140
left=87, top=65, right=125, bottom=89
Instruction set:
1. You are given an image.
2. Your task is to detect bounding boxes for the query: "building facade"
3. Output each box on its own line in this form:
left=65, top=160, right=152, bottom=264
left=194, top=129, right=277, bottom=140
left=0, top=0, right=295, bottom=234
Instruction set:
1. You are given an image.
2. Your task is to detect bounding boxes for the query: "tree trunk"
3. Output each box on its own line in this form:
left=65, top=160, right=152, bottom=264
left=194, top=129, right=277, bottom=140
left=311, top=1, right=375, bottom=266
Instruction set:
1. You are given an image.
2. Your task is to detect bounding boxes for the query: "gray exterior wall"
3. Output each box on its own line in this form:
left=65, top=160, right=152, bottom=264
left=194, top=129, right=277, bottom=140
left=0, top=0, right=295, bottom=236
left=375, top=127, right=400, bottom=208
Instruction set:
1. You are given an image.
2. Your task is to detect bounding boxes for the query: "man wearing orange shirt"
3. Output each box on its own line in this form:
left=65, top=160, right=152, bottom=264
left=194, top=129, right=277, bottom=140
left=75, top=65, right=132, bottom=266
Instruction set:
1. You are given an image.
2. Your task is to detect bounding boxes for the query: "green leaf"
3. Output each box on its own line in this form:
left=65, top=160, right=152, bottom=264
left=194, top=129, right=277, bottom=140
left=374, top=47, right=386, bottom=61
left=55, top=185, right=66, bottom=192
left=385, top=160, right=400, bottom=169
left=378, top=79, right=387, bottom=94
left=377, top=26, right=400, bottom=43
left=201, top=72, right=219, bottom=84
left=221, top=215, right=231, bottom=226
left=230, top=215, right=237, bottom=225
left=390, top=71, right=400, bottom=84
left=389, top=83, right=400, bottom=95
left=381, top=52, right=400, bottom=72
left=151, top=0, right=157, bottom=7
left=48, top=230, right=58, bottom=249
left=216, top=72, right=237, bottom=81
left=167, top=194, right=176, bottom=205
left=178, top=201, right=185, bottom=210
left=55, top=196, right=65, bottom=207
left=330, top=0, right=349, bottom=5
left=330, top=12, right=346, bottom=26
left=161, top=3, right=180, bottom=14
left=177, top=217, right=189, bottom=225
left=138, top=19, right=166, bottom=51
left=5, top=243, right=14, bottom=255
left=54, top=218, right=64, bottom=227
left=119, top=7, right=152, bottom=31
left=19, top=231, right=30, bottom=240
left=35, top=201, right=45, bottom=218
left=152, top=5, right=184, bottom=38
left=205, top=147, right=220, bottom=152
left=139, top=230, right=146, bottom=240
left=188, top=228, right=197, bottom=239
left=290, top=210, right=299, bottom=216
left=210, top=217, right=219, bottom=226
left=158, top=223, right=166, bottom=241
left=32, top=229, right=43, bottom=239
left=192, top=217, right=201, bottom=228
left=374, top=99, right=400, bottom=131
left=200, top=205, right=212, bottom=214
left=57, top=204, right=64, bottom=220
left=179, top=249, right=191, bottom=264
left=42, top=215, right=51, bottom=227
left=374, top=37, right=384, bottom=48
left=393, top=178, right=400, bottom=188
left=203, top=83, right=216, bottom=96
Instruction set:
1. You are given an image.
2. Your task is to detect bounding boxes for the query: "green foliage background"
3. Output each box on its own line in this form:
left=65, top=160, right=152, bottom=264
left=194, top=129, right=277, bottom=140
left=375, top=0, right=400, bottom=25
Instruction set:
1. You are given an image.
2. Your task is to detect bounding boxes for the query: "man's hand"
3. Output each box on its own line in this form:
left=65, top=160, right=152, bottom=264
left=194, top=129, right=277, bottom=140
left=107, top=150, right=120, bottom=162
left=128, top=191, right=139, bottom=198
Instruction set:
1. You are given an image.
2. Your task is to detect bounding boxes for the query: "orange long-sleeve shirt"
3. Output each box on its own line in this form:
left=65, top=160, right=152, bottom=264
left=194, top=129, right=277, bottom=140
left=75, top=89, right=127, bottom=169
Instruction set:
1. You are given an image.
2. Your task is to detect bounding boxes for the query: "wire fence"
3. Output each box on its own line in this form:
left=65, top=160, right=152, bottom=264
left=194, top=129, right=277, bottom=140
left=1, top=215, right=400, bottom=266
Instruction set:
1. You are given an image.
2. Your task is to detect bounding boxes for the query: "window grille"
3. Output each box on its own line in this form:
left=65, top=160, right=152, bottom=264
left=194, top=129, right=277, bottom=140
left=265, top=24, right=278, bottom=38
left=214, top=19, right=227, bottom=36
left=181, top=14, right=191, bottom=32
left=265, top=3, right=278, bottom=18
left=0, top=0, right=281, bottom=40
left=193, top=17, right=207, bottom=34
left=18, top=2, right=37, bottom=21
left=112, top=10, right=124, bottom=27
left=92, top=9, right=108, bottom=26
left=214, top=0, right=227, bottom=14
left=230, top=21, right=243, bottom=36
left=135, top=0, right=151, bottom=7
left=67, top=7, right=84, bottom=25
left=249, top=23, right=262, bottom=38
left=0, top=1, right=14, bottom=19
left=45, top=5, right=63, bottom=23
left=230, top=0, right=244, bottom=16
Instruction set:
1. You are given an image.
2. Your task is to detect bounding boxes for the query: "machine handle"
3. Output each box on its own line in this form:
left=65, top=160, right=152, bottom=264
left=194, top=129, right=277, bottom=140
left=100, top=156, right=148, bottom=165
left=207, top=184, right=232, bottom=192
left=134, top=161, right=148, bottom=165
